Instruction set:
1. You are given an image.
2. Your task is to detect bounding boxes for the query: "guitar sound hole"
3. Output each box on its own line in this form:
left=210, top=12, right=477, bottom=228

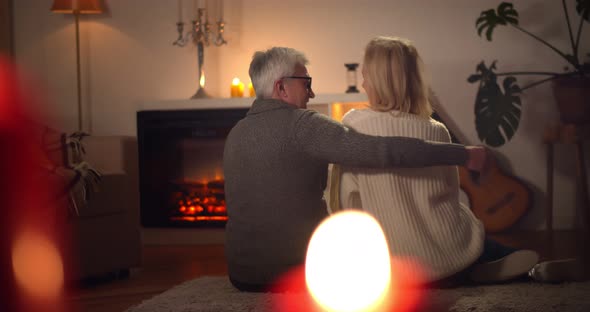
left=485, top=192, right=516, bottom=215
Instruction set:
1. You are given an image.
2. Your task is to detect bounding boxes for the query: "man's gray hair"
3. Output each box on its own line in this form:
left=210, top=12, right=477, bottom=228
left=248, top=47, right=309, bottom=99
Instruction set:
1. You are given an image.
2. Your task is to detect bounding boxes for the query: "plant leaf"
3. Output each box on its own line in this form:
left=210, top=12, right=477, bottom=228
left=498, top=2, right=519, bottom=25
left=476, top=10, right=497, bottom=39
left=474, top=72, right=522, bottom=147
left=467, top=74, right=482, bottom=83
left=576, top=0, right=590, bottom=22
left=476, top=2, right=519, bottom=41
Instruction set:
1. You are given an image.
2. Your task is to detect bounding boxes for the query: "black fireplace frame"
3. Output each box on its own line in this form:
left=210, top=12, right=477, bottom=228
left=137, top=108, right=248, bottom=228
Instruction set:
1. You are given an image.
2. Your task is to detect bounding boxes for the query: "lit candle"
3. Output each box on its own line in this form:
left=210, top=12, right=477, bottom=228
left=306, top=211, right=392, bottom=312
left=238, top=81, right=244, bottom=97
left=178, top=0, right=183, bottom=22
left=248, top=82, right=255, bottom=97
left=230, top=78, right=244, bottom=97
left=230, top=78, right=238, bottom=97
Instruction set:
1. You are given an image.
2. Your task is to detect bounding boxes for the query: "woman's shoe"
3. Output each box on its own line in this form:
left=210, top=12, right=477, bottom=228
left=469, top=250, right=539, bottom=283
left=528, top=258, right=587, bottom=283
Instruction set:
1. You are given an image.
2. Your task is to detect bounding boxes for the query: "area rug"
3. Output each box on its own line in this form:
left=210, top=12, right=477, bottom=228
left=126, top=276, right=590, bottom=312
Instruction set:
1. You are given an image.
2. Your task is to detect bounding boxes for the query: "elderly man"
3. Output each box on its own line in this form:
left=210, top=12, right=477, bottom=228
left=223, top=47, right=488, bottom=292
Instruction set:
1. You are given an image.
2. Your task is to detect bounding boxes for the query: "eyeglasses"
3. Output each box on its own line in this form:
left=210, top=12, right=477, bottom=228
left=284, top=76, right=312, bottom=91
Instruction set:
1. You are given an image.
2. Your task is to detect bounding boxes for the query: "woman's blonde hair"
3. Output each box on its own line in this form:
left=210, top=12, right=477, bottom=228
left=363, top=36, right=432, bottom=118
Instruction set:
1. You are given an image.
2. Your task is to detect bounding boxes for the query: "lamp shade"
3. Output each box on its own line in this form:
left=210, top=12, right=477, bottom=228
left=51, top=0, right=104, bottom=14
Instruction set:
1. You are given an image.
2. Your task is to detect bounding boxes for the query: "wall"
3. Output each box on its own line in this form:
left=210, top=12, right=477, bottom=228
left=12, top=0, right=590, bottom=230
left=0, top=0, right=14, bottom=55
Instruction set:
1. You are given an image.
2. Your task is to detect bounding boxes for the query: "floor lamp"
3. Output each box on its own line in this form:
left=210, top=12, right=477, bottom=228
left=51, top=0, right=104, bottom=132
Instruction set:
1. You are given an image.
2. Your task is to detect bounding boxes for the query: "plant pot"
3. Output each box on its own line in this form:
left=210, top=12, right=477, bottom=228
left=552, top=76, right=590, bottom=124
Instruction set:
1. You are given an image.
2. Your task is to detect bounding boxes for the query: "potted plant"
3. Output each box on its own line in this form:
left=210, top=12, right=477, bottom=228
left=468, top=0, right=589, bottom=147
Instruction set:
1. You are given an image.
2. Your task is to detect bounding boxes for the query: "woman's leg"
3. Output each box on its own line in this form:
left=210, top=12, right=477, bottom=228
left=475, top=237, right=519, bottom=263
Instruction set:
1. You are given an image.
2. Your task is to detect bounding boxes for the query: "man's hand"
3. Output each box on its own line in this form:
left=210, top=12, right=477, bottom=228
left=464, top=145, right=492, bottom=174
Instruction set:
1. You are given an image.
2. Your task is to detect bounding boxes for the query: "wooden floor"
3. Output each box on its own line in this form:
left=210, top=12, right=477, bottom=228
left=66, top=230, right=587, bottom=312
left=67, top=245, right=228, bottom=312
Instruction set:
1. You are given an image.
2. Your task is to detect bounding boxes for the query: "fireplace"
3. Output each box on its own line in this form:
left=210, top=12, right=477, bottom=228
left=137, top=108, right=248, bottom=227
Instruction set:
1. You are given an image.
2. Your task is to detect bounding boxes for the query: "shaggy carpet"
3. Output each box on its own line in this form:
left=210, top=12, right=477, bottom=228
left=126, top=276, right=590, bottom=312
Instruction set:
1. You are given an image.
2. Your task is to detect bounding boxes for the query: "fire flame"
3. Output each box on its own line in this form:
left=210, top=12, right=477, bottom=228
left=170, top=179, right=227, bottom=222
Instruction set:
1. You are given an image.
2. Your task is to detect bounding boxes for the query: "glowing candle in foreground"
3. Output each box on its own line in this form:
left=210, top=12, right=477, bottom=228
left=12, top=229, right=64, bottom=300
left=305, top=211, right=391, bottom=312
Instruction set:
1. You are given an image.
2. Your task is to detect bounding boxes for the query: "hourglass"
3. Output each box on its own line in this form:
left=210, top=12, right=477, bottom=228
left=345, top=63, right=360, bottom=93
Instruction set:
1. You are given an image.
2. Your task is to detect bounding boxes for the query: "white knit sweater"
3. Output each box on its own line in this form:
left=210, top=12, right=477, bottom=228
left=337, top=109, right=485, bottom=282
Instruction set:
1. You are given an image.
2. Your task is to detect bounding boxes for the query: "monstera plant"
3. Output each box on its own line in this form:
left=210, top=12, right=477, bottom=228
left=468, top=0, right=590, bottom=147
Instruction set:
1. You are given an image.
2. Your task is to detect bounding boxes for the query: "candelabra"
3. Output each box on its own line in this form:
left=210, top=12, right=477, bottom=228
left=173, top=3, right=227, bottom=98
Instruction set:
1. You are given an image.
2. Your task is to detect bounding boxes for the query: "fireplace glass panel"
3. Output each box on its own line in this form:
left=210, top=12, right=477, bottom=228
left=137, top=108, right=248, bottom=227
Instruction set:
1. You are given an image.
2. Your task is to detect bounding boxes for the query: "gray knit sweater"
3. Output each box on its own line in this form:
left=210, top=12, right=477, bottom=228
left=222, top=98, right=468, bottom=286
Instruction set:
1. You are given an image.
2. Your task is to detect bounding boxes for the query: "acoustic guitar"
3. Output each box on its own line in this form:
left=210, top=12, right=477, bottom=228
left=430, top=91, right=532, bottom=233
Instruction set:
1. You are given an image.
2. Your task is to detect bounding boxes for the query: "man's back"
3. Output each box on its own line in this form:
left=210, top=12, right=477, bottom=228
left=223, top=99, right=329, bottom=285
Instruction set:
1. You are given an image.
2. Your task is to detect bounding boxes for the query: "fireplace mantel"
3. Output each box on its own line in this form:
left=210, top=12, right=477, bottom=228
left=139, top=93, right=368, bottom=111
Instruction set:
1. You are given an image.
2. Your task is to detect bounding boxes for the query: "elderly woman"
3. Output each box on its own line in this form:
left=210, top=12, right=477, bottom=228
left=333, top=36, right=540, bottom=285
